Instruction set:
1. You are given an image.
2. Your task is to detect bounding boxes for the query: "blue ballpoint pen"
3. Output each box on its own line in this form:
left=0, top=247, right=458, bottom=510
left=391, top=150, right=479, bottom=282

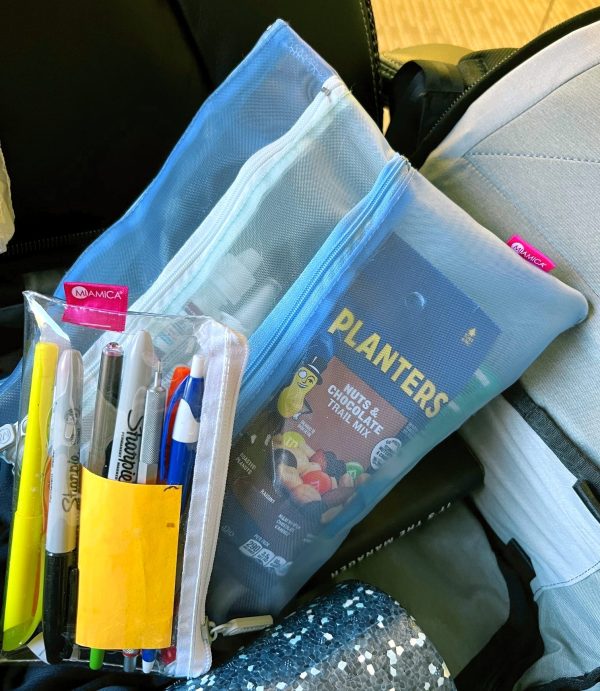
left=159, top=377, right=188, bottom=483
left=141, top=647, right=157, bottom=675
left=167, top=355, right=205, bottom=490
left=146, top=356, right=202, bottom=672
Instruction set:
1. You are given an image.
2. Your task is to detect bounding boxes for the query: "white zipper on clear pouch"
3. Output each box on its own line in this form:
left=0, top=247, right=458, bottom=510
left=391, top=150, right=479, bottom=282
left=76, top=76, right=347, bottom=407
left=171, top=321, right=248, bottom=679
left=131, top=74, right=348, bottom=319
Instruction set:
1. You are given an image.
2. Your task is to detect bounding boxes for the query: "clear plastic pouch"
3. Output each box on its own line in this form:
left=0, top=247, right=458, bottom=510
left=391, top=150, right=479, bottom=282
left=0, top=292, right=247, bottom=678
left=206, top=156, right=588, bottom=622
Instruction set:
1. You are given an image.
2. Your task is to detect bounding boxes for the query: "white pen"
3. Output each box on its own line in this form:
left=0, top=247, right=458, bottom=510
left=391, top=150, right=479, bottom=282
left=43, top=348, right=84, bottom=663
left=107, top=330, right=154, bottom=483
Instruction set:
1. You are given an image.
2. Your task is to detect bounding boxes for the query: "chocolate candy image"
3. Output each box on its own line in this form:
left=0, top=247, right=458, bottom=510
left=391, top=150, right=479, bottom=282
left=310, top=449, right=327, bottom=471
left=274, top=444, right=311, bottom=471
left=345, top=461, right=364, bottom=481
left=326, top=457, right=347, bottom=481
left=301, top=470, right=332, bottom=495
left=291, top=482, right=322, bottom=505
left=273, top=448, right=297, bottom=468
left=298, top=461, right=322, bottom=475
left=279, top=430, right=315, bottom=458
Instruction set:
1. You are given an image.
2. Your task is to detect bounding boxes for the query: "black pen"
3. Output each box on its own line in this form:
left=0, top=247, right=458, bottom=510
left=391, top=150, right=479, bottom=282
left=88, top=342, right=123, bottom=477
left=87, top=342, right=123, bottom=670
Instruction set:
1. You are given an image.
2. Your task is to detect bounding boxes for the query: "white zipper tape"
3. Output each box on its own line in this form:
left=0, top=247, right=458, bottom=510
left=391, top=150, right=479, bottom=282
left=174, top=320, right=248, bottom=678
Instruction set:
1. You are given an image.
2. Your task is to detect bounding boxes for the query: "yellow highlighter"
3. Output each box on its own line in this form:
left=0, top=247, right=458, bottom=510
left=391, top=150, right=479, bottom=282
left=2, top=341, right=59, bottom=651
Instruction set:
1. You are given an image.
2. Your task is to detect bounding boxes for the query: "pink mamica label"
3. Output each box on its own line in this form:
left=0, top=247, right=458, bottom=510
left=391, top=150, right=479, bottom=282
left=63, top=282, right=129, bottom=331
left=507, top=235, right=556, bottom=272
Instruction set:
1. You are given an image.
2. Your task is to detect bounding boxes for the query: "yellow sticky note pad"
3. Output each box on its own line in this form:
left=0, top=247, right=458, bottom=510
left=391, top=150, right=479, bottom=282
left=75, top=468, right=181, bottom=649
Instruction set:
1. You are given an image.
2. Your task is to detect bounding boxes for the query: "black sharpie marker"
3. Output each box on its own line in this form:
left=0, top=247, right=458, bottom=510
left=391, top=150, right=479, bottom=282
left=107, top=330, right=153, bottom=484
left=106, top=330, right=153, bottom=672
left=43, top=349, right=83, bottom=663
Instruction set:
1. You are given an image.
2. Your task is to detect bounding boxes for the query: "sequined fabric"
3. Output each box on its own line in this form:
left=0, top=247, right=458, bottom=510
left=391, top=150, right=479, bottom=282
left=170, top=581, right=455, bottom=690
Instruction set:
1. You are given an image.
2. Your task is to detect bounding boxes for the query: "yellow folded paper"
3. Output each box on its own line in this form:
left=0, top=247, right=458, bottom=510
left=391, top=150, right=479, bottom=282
left=76, top=468, right=181, bottom=649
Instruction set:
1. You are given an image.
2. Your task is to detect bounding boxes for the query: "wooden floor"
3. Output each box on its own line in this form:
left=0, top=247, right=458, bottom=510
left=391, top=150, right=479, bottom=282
left=372, top=0, right=599, bottom=53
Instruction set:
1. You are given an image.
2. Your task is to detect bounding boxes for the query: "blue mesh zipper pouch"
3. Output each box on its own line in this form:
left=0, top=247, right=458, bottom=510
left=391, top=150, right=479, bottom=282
left=206, top=154, right=588, bottom=623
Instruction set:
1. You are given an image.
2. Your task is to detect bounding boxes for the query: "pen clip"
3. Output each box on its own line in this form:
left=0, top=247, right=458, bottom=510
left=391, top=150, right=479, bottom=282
left=159, top=377, right=189, bottom=483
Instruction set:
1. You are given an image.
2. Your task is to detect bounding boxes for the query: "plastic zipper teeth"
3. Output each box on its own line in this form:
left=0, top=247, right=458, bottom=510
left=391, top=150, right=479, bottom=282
left=174, top=324, right=247, bottom=678
left=237, top=156, right=411, bottom=428
left=130, top=75, right=347, bottom=318
left=186, top=341, right=237, bottom=675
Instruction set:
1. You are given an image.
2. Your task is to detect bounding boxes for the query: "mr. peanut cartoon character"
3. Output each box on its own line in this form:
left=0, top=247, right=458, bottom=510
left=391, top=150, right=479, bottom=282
left=277, top=354, right=328, bottom=419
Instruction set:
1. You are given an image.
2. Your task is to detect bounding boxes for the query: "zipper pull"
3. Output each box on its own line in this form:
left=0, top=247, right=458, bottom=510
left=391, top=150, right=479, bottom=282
left=208, top=615, right=274, bottom=640
left=0, top=418, right=26, bottom=466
